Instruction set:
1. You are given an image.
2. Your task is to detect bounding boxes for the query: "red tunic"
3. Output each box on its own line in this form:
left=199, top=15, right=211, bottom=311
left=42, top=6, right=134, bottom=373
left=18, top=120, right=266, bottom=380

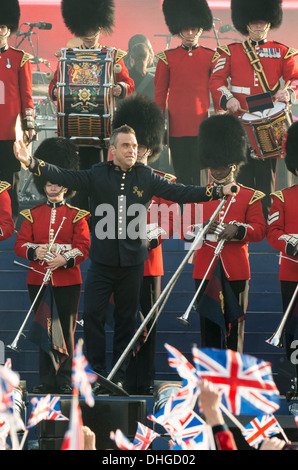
left=266, top=186, right=298, bottom=282
left=209, top=41, right=298, bottom=114
left=49, top=45, right=134, bottom=101
left=144, top=171, right=178, bottom=277
left=0, top=47, right=34, bottom=140
left=0, top=181, right=14, bottom=241
left=183, top=184, right=266, bottom=281
left=154, top=45, right=214, bottom=137
left=15, top=202, right=91, bottom=286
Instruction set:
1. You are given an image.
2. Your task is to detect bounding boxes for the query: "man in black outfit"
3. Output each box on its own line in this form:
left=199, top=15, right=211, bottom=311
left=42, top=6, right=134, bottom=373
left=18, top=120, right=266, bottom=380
left=14, top=127, right=238, bottom=392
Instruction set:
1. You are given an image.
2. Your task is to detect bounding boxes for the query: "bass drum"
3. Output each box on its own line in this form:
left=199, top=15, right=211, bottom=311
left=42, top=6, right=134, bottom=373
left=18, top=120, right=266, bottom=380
left=57, top=47, right=115, bottom=147
left=241, top=102, right=293, bottom=159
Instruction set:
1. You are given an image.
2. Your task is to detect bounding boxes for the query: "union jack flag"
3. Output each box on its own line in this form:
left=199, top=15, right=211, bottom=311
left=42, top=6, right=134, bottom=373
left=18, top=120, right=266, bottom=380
left=133, top=422, right=159, bottom=450
left=164, top=344, right=200, bottom=411
left=110, top=429, right=135, bottom=450
left=72, top=339, right=97, bottom=407
left=149, top=408, right=206, bottom=444
left=242, top=414, right=282, bottom=448
left=171, top=428, right=213, bottom=450
left=27, top=395, right=52, bottom=429
left=192, top=346, right=280, bottom=416
left=48, top=396, right=68, bottom=421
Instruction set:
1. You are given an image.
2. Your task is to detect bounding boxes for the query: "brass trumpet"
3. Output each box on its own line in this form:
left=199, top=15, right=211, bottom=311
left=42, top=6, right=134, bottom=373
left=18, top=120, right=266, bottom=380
left=7, top=217, right=66, bottom=352
left=266, top=284, right=298, bottom=348
left=177, top=194, right=236, bottom=326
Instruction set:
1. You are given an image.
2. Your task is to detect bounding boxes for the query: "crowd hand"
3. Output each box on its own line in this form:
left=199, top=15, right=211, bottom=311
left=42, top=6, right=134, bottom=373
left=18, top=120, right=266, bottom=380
left=82, top=426, right=96, bottom=451
left=227, top=97, right=241, bottom=113
left=13, top=139, right=31, bottom=166
left=274, top=89, right=290, bottom=103
left=112, top=84, right=122, bottom=97
left=45, top=253, right=67, bottom=271
left=198, top=379, right=225, bottom=427
left=259, top=437, right=286, bottom=451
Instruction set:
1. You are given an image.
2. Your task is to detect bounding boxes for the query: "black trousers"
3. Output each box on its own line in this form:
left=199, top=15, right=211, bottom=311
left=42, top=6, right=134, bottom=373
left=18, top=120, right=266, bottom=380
left=195, top=278, right=249, bottom=352
left=237, top=157, right=277, bottom=219
left=28, top=284, right=81, bottom=387
left=169, top=136, right=202, bottom=186
left=124, top=275, right=161, bottom=393
left=0, top=140, right=21, bottom=223
left=83, top=262, right=144, bottom=383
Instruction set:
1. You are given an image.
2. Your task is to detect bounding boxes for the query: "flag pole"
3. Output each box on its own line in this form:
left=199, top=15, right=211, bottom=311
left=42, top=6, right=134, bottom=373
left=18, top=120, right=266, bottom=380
left=218, top=403, right=246, bottom=433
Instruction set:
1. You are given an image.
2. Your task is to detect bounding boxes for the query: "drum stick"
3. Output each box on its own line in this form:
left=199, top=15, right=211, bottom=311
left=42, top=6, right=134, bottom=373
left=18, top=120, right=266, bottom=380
left=273, top=80, right=291, bottom=104
left=239, top=107, right=260, bottom=118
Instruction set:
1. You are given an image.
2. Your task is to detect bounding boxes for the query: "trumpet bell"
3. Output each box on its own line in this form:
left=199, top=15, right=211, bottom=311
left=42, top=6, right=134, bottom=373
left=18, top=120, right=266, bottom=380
left=7, top=343, right=20, bottom=352
left=176, top=315, right=190, bottom=327
left=266, top=334, right=284, bottom=349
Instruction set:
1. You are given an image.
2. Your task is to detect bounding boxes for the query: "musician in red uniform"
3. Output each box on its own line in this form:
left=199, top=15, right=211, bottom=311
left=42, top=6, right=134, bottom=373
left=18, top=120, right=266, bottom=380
left=209, top=0, right=298, bottom=218
left=154, top=0, right=214, bottom=186
left=15, top=138, right=90, bottom=395
left=183, top=114, right=266, bottom=352
left=48, top=0, right=134, bottom=212
left=0, top=0, right=35, bottom=222
left=267, top=121, right=298, bottom=395
left=0, top=181, right=15, bottom=241
left=106, top=94, right=179, bottom=394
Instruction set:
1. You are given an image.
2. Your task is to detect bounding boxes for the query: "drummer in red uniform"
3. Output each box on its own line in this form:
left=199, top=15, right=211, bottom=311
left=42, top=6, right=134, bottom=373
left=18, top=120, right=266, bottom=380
left=15, top=137, right=90, bottom=395
left=209, top=0, right=298, bottom=218
left=0, top=0, right=35, bottom=222
left=108, top=94, right=179, bottom=394
left=49, top=0, right=134, bottom=212
left=267, top=121, right=298, bottom=397
left=182, top=114, right=266, bottom=352
left=0, top=181, right=15, bottom=241
left=154, top=0, right=214, bottom=186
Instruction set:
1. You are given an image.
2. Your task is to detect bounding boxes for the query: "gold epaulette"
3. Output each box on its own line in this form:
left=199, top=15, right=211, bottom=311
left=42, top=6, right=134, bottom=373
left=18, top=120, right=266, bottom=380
left=155, top=51, right=168, bottom=65
left=0, top=181, right=11, bottom=194
left=154, top=169, right=176, bottom=182
left=66, top=204, right=90, bottom=223
left=115, top=49, right=127, bottom=63
left=284, top=48, right=298, bottom=60
left=10, top=48, right=34, bottom=67
left=20, top=209, right=34, bottom=223
left=270, top=190, right=285, bottom=203
left=212, top=45, right=231, bottom=63
left=249, top=190, right=265, bottom=205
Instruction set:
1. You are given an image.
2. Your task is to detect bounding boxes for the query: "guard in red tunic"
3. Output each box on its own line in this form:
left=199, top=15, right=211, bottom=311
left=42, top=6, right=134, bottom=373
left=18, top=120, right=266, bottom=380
left=48, top=0, right=134, bottom=212
left=0, top=181, right=14, bottom=241
left=209, top=0, right=298, bottom=219
left=0, top=0, right=35, bottom=222
left=182, top=114, right=266, bottom=352
left=267, top=121, right=298, bottom=396
left=15, top=137, right=90, bottom=395
left=154, top=0, right=214, bottom=185
left=110, top=94, right=179, bottom=394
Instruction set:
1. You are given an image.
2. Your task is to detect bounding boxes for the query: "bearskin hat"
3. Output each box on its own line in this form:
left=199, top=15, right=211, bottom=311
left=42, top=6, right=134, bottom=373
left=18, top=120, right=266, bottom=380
left=33, top=137, right=79, bottom=199
left=284, top=121, right=298, bottom=176
left=231, top=0, right=283, bottom=36
left=162, top=0, right=213, bottom=35
left=112, top=94, right=165, bottom=164
left=197, top=114, right=248, bottom=169
left=61, top=0, right=115, bottom=37
left=1, top=0, right=20, bottom=34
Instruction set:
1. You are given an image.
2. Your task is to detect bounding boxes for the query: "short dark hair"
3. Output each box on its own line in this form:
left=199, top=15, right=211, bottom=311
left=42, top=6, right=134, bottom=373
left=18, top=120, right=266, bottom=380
left=109, top=125, right=136, bottom=147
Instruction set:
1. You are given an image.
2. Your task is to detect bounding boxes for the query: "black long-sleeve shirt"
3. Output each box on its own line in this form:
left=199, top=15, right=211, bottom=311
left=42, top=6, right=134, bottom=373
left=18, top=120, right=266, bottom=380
left=30, top=158, right=220, bottom=267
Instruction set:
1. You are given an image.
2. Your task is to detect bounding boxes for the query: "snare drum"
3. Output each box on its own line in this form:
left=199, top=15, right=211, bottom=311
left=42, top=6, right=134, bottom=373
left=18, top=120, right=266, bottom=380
left=57, top=48, right=115, bottom=147
left=241, top=102, right=293, bottom=159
